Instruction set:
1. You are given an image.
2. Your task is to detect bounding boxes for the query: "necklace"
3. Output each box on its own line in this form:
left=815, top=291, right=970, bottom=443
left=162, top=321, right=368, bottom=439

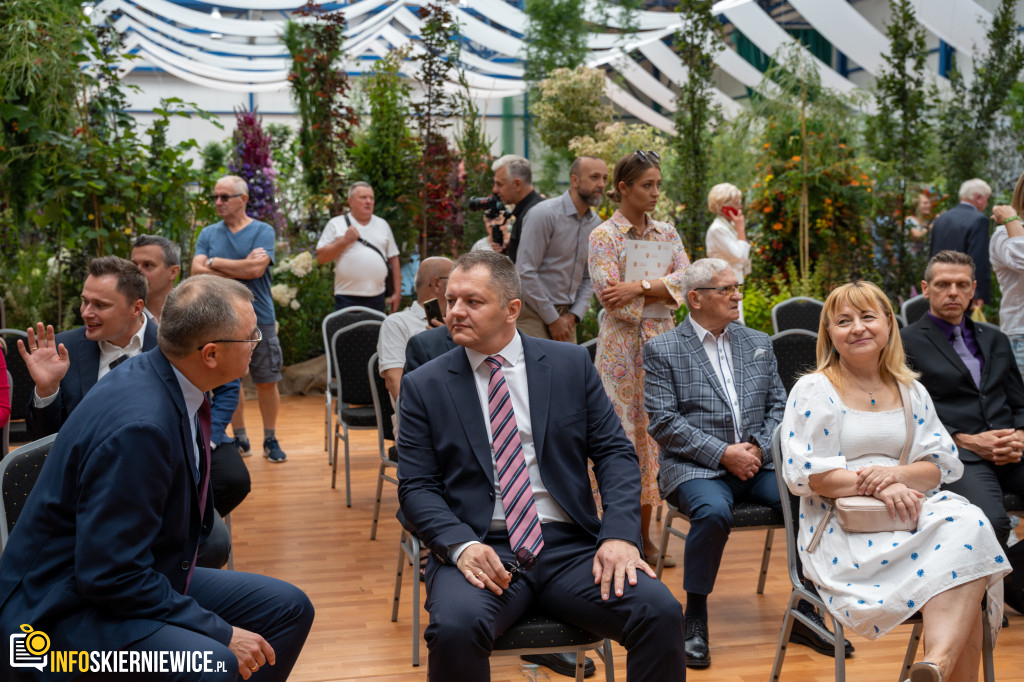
left=850, top=376, right=883, bottom=406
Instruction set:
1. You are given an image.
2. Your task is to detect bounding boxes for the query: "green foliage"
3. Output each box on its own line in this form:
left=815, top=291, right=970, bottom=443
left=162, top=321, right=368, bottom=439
left=453, top=71, right=495, bottom=251
left=349, top=48, right=420, bottom=253
left=668, top=0, right=724, bottom=259
left=741, top=272, right=793, bottom=335
left=531, top=66, right=614, bottom=160
left=865, top=0, right=935, bottom=300
left=936, top=0, right=1024, bottom=197
left=282, top=3, right=357, bottom=213
left=269, top=251, right=335, bottom=366
left=747, top=46, right=875, bottom=290
left=411, top=2, right=463, bottom=257
left=523, top=0, right=589, bottom=83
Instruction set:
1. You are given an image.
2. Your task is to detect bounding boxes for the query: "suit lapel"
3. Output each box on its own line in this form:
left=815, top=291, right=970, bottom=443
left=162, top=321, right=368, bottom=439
left=524, top=337, right=551, bottom=464
left=680, top=320, right=731, bottom=407
left=444, top=349, right=495, bottom=482
left=920, top=318, right=975, bottom=387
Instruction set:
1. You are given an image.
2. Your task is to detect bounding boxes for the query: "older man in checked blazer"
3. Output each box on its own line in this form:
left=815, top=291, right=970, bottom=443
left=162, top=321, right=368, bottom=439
left=644, top=258, right=850, bottom=669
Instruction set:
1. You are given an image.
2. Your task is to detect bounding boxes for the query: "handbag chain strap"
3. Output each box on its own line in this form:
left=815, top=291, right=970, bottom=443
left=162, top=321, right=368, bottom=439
left=806, top=381, right=914, bottom=553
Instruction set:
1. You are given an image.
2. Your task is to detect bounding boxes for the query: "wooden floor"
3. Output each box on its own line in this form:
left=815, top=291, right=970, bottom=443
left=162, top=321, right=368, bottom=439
left=229, top=395, right=1024, bottom=682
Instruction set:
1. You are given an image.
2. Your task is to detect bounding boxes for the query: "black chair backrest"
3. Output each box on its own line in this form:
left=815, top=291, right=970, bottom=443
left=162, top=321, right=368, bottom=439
left=322, top=307, right=386, bottom=381
left=771, top=329, right=818, bottom=394
left=368, top=353, right=395, bottom=443
left=901, top=295, right=929, bottom=326
left=771, top=297, right=824, bottom=334
left=1, top=433, right=58, bottom=547
left=331, top=320, right=382, bottom=406
left=0, top=330, right=31, bottom=422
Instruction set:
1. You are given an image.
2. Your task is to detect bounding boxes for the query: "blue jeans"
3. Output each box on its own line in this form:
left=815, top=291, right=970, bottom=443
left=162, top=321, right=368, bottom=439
left=1010, top=334, right=1024, bottom=375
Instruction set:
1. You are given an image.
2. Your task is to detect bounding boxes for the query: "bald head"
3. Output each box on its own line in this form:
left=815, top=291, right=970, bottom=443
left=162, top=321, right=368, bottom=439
left=415, top=256, right=453, bottom=313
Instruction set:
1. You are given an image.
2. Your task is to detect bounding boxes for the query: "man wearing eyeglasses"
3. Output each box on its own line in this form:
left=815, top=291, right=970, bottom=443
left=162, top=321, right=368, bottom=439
left=644, top=258, right=850, bottom=668
left=192, top=175, right=288, bottom=464
left=0, top=275, right=314, bottom=682
left=397, top=251, right=684, bottom=681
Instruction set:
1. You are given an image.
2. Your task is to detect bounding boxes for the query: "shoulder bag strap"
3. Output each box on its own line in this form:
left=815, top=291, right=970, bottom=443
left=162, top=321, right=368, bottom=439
left=898, top=382, right=913, bottom=466
left=348, top=212, right=390, bottom=269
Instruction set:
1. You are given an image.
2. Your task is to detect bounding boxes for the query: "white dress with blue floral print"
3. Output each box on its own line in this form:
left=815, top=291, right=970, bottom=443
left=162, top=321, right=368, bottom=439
left=782, top=374, right=1010, bottom=640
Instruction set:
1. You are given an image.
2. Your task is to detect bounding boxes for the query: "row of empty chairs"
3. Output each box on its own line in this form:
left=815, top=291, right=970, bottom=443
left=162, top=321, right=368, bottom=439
left=771, top=294, right=930, bottom=337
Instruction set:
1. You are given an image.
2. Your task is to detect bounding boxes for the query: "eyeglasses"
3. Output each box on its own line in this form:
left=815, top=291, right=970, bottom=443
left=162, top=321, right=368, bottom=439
left=634, top=150, right=661, bottom=164
left=503, top=547, right=537, bottom=586
left=210, top=193, right=243, bottom=203
left=197, top=327, right=262, bottom=352
left=694, top=284, right=743, bottom=296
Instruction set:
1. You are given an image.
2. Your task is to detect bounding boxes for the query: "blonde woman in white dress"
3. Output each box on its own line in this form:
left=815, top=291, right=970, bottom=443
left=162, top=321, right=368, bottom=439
left=705, top=183, right=751, bottom=324
left=781, top=281, right=1009, bottom=682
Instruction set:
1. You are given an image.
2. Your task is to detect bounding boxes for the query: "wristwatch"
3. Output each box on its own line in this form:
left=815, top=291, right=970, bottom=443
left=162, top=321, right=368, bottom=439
left=640, top=279, right=652, bottom=292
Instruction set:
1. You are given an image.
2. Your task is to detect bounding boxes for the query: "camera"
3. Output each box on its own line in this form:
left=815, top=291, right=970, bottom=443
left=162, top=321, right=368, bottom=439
left=468, top=194, right=511, bottom=222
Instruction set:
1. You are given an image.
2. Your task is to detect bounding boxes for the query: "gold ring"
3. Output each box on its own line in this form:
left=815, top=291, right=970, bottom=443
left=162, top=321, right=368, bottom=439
left=475, top=570, right=485, bottom=577
left=31, top=347, right=38, bottom=351
left=251, top=666, right=259, bottom=671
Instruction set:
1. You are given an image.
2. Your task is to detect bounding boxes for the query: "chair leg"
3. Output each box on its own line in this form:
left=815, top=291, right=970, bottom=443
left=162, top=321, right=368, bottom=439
left=899, top=622, right=923, bottom=682
left=411, top=534, right=421, bottom=667
left=656, top=502, right=663, bottom=522
left=769, top=594, right=799, bottom=682
left=981, top=601, right=994, bottom=682
left=344, top=426, right=352, bottom=507
left=324, top=397, right=331, bottom=463
left=393, top=533, right=406, bottom=623
left=331, top=425, right=340, bottom=489
left=757, top=529, right=774, bottom=594
left=575, top=651, right=586, bottom=682
left=371, top=462, right=386, bottom=540
left=602, top=639, right=614, bottom=682
left=655, top=512, right=673, bottom=578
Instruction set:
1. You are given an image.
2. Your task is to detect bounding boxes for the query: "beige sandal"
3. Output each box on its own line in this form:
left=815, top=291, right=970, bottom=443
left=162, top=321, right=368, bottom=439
left=908, top=661, right=943, bottom=682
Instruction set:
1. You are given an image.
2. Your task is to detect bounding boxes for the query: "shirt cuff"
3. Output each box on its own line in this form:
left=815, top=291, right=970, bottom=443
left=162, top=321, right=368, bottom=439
left=449, top=540, right=480, bottom=564
left=33, top=387, right=59, bottom=408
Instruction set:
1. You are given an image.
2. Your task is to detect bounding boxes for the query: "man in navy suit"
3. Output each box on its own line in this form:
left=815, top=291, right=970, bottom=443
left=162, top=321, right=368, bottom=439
left=644, top=258, right=851, bottom=667
left=20, top=256, right=158, bottom=440
left=0, top=275, right=313, bottom=681
left=397, top=251, right=684, bottom=681
left=929, top=178, right=992, bottom=306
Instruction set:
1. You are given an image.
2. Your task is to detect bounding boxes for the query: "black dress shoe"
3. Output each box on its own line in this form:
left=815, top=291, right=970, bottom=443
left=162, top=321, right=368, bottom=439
left=684, top=617, right=711, bottom=669
left=521, top=652, right=596, bottom=678
left=790, top=610, right=855, bottom=657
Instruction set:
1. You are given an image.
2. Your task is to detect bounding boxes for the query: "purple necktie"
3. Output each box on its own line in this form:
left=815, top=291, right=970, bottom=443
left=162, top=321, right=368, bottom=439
left=485, top=356, right=544, bottom=556
left=952, top=326, right=982, bottom=389
left=184, top=397, right=212, bottom=594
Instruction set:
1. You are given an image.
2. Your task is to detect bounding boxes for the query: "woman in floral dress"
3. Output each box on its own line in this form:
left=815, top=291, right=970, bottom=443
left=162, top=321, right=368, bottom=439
left=589, top=150, right=689, bottom=561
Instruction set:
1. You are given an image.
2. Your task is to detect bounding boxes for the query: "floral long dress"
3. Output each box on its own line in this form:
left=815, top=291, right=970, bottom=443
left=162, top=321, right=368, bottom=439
left=589, top=210, right=689, bottom=505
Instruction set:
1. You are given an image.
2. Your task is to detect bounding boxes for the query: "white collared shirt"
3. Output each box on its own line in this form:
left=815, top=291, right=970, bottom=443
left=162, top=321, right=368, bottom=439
left=689, top=315, right=741, bottom=442
left=464, top=332, right=572, bottom=530
left=171, top=364, right=205, bottom=473
left=33, top=316, right=149, bottom=407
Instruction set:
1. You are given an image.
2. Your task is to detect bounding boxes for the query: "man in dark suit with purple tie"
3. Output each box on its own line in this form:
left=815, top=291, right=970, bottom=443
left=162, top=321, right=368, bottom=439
left=0, top=276, right=313, bottom=682
left=397, top=251, right=685, bottom=681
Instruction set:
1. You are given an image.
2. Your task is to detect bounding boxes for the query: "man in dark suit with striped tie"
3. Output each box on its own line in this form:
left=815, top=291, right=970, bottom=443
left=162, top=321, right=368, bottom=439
left=397, top=251, right=684, bottom=681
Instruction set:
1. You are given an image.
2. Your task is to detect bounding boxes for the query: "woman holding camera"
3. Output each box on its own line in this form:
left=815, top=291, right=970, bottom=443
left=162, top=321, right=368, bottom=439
left=589, top=150, right=689, bottom=562
left=781, top=281, right=1008, bottom=682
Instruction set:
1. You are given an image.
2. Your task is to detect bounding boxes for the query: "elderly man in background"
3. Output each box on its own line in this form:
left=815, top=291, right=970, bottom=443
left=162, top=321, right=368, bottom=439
left=192, top=175, right=287, bottom=464
left=516, top=156, right=607, bottom=343
left=929, top=178, right=992, bottom=307
left=316, top=181, right=402, bottom=313
left=491, top=155, right=542, bottom=263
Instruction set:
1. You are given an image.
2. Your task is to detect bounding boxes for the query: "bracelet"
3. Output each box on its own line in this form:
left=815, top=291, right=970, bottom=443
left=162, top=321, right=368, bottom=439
left=1003, top=215, right=1021, bottom=225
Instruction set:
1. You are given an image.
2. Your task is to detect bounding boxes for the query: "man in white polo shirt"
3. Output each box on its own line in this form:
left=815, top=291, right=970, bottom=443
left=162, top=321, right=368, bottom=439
left=316, top=181, right=402, bottom=313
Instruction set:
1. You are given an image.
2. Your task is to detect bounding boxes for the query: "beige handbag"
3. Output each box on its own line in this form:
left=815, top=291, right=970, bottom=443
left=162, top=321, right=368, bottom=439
left=806, top=383, right=916, bottom=553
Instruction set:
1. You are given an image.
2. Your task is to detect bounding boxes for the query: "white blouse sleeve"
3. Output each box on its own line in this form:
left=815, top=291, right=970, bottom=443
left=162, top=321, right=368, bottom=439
left=705, top=218, right=751, bottom=264
left=907, top=380, right=964, bottom=487
left=780, top=374, right=849, bottom=497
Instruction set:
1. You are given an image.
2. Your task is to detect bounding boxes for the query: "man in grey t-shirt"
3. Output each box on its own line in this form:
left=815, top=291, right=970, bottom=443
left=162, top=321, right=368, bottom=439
left=516, top=156, right=607, bottom=343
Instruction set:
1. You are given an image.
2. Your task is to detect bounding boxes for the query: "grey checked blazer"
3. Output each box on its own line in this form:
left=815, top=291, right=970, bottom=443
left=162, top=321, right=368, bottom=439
left=643, top=317, right=787, bottom=498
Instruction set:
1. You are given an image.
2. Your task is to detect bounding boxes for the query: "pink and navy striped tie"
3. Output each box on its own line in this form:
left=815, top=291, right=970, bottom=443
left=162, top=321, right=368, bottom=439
left=485, top=355, right=544, bottom=556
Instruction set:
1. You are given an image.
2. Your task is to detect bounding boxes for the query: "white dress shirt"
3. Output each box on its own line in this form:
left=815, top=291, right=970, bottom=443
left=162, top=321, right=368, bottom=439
left=34, top=316, right=149, bottom=406
left=450, top=332, right=572, bottom=561
left=689, top=315, right=741, bottom=442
